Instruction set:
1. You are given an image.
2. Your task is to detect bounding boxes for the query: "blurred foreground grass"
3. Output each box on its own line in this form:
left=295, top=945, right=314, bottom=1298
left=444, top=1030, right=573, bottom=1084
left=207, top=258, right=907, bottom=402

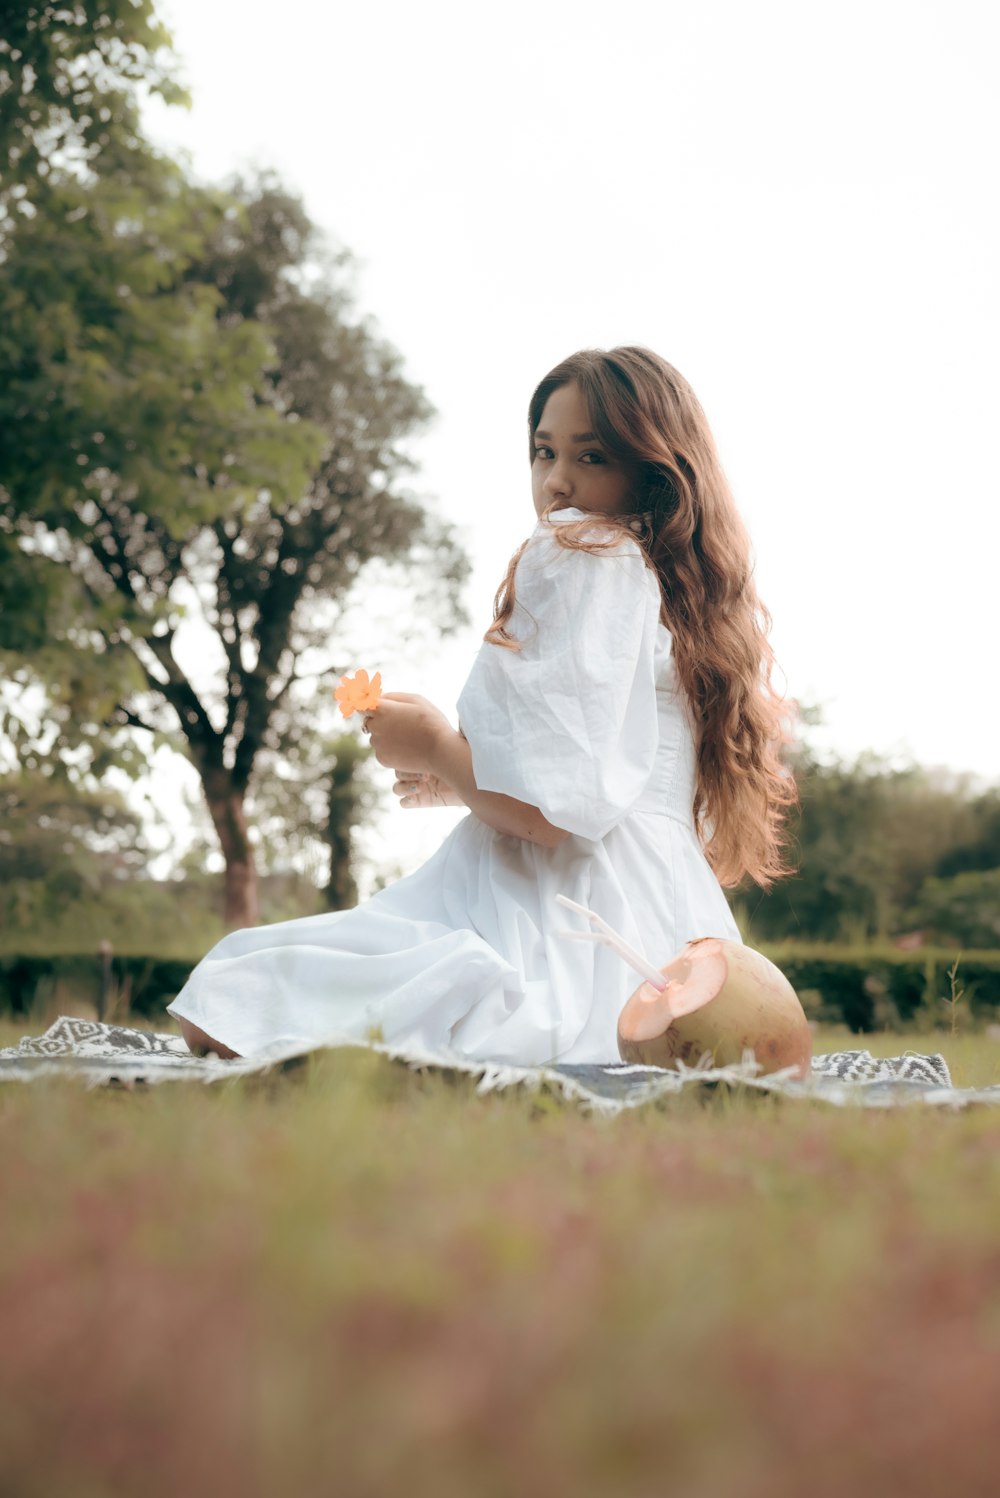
left=2, top=1016, right=999, bottom=1498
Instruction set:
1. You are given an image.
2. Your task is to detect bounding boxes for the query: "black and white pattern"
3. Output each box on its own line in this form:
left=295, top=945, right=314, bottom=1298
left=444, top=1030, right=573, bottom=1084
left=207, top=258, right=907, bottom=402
left=2, top=1015, right=997, bottom=1113
left=809, top=1048, right=952, bottom=1086
left=5, top=1016, right=193, bottom=1062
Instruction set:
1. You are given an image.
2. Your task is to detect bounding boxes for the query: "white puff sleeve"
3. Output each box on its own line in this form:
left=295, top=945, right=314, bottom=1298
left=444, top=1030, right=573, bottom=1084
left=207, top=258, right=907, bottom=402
left=455, top=511, right=666, bottom=842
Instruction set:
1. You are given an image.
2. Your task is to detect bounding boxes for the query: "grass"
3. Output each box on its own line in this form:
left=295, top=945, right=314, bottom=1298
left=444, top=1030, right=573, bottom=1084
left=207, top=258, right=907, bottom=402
left=2, top=1013, right=1000, bottom=1498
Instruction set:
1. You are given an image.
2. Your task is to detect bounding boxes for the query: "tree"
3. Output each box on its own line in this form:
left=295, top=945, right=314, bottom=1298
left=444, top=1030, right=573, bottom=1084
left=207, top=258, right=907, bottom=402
left=0, top=768, right=147, bottom=932
left=903, top=869, right=1000, bottom=951
left=246, top=730, right=376, bottom=911
left=323, top=735, right=373, bottom=910
left=0, top=152, right=327, bottom=919
left=177, top=174, right=471, bottom=912
left=933, top=788, right=1000, bottom=879
left=733, top=726, right=1000, bottom=945
left=0, top=166, right=470, bottom=927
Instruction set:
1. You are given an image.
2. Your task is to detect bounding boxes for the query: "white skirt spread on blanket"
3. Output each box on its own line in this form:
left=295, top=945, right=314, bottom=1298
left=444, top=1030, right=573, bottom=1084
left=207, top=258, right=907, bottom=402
left=166, top=508, right=743, bottom=1066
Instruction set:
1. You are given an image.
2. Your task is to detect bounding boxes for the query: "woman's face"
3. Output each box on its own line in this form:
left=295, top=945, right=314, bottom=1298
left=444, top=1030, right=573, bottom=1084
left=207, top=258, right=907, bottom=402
left=531, top=381, right=639, bottom=520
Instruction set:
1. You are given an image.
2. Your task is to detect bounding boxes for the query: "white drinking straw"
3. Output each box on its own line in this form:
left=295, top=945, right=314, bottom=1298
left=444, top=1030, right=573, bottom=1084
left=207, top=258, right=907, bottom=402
left=554, top=894, right=670, bottom=992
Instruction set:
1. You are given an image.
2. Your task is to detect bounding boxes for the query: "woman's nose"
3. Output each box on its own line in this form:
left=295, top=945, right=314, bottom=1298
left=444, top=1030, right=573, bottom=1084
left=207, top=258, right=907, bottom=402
left=544, top=460, right=572, bottom=497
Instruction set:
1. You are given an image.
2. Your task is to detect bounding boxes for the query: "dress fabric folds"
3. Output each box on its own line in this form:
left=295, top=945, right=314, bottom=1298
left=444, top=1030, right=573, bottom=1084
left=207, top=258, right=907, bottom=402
left=166, top=507, right=743, bottom=1066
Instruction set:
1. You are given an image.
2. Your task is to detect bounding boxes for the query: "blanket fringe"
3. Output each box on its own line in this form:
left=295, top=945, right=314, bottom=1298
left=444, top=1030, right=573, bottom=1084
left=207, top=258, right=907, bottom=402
left=3, top=1016, right=997, bottom=1112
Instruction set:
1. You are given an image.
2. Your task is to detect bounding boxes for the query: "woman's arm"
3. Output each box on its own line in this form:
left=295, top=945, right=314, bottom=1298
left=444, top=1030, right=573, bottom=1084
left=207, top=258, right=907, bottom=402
left=428, top=724, right=571, bottom=849
left=367, top=693, right=571, bottom=849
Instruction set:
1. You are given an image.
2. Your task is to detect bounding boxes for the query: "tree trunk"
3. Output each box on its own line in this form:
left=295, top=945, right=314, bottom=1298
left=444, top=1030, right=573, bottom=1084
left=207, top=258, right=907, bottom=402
left=324, top=735, right=366, bottom=911
left=325, top=803, right=358, bottom=912
left=203, top=771, right=259, bottom=930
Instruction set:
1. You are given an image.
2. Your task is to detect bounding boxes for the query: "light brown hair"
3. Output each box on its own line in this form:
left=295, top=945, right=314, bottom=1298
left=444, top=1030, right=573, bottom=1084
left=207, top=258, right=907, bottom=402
left=486, top=345, right=800, bottom=890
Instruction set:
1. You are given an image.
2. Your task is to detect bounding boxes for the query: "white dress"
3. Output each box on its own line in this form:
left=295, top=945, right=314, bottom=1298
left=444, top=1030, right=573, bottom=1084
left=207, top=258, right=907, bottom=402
left=166, top=507, right=743, bottom=1066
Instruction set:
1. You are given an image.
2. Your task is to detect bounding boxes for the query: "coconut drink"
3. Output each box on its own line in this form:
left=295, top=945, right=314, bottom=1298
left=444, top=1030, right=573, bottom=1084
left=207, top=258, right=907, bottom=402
left=555, top=896, right=812, bottom=1080
left=616, top=936, right=812, bottom=1077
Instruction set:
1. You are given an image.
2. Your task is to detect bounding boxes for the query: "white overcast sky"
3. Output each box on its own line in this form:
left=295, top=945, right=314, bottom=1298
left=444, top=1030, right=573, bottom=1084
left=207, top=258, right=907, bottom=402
left=141, top=0, right=998, bottom=882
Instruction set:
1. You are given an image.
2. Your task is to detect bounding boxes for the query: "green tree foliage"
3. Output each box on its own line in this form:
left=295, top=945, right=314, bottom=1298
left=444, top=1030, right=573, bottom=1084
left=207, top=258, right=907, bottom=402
left=933, top=788, right=1000, bottom=878
left=733, top=726, right=999, bottom=947
left=0, top=767, right=324, bottom=955
left=0, top=0, right=186, bottom=221
left=0, top=0, right=192, bottom=647
left=0, top=769, right=146, bottom=930
left=903, top=869, right=1000, bottom=951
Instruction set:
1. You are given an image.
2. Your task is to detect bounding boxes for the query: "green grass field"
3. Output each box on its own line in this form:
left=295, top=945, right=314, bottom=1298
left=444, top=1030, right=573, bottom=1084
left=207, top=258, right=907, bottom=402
left=2, top=1014, right=999, bottom=1498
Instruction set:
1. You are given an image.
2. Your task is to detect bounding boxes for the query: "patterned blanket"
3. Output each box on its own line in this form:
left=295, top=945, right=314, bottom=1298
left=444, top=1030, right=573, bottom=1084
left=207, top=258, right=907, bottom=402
left=2, top=1015, right=999, bottom=1112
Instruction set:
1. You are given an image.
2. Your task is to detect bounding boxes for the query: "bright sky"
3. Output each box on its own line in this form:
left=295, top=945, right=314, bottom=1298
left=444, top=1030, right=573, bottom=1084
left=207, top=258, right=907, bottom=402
left=142, top=0, right=999, bottom=884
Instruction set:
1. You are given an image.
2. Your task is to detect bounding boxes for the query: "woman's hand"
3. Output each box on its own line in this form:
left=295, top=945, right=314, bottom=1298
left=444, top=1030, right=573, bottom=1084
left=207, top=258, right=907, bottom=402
left=363, top=692, right=454, bottom=776
left=391, top=769, right=464, bottom=809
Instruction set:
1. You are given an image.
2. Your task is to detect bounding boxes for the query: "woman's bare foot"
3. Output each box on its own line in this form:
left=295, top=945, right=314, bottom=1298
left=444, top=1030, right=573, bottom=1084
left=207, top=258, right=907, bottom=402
left=178, top=1016, right=241, bottom=1060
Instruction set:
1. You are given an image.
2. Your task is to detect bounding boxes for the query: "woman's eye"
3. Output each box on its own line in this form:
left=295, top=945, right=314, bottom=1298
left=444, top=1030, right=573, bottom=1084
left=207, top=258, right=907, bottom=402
left=532, top=447, right=606, bottom=463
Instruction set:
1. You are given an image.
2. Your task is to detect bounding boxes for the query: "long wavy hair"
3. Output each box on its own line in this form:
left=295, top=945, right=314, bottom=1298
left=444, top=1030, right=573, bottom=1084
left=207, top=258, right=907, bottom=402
left=485, top=345, right=800, bottom=890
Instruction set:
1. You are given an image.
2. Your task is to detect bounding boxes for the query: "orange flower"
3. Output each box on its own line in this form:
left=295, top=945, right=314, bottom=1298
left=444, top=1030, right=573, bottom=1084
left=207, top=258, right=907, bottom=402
left=334, top=668, right=383, bottom=719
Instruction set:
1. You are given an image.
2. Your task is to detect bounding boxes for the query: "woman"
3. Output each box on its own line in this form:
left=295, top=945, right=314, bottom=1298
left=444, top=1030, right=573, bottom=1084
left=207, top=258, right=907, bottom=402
left=169, top=345, right=799, bottom=1065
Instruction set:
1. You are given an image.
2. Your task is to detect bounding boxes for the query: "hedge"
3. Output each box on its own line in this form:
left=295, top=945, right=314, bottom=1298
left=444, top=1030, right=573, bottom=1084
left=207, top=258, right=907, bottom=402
left=0, top=954, right=195, bottom=1024
left=758, top=944, right=1000, bottom=1031
left=2, top=944, right=999, bottom=1034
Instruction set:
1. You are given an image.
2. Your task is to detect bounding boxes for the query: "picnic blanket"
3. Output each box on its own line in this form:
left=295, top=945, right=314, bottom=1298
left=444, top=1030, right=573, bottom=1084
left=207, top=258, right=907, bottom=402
left=2, top=1015, right=999, bottom=1112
